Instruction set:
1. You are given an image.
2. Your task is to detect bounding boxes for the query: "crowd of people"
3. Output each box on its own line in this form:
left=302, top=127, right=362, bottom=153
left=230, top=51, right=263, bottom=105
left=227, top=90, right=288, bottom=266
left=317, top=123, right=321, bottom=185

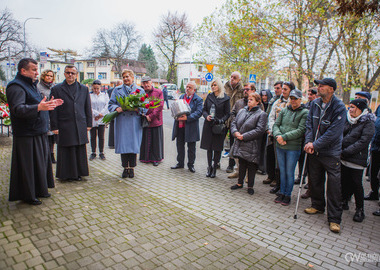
left=5, top=58, right=380, bottom=234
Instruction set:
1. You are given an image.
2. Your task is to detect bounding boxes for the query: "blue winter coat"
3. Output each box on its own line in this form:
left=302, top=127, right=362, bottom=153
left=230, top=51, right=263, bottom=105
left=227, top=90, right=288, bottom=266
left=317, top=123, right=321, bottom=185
left=172, top=93, right=203, bottom=142
left=108, top=84, right=145, bottom=154
left=305, top=95, right=346, bottom=156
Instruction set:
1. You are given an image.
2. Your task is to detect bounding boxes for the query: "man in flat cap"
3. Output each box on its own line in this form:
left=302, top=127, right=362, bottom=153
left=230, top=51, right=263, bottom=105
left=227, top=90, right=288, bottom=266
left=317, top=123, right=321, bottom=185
left=140, top=76, right=164, bottom=166
left=303, top=78, right=346, bottom=233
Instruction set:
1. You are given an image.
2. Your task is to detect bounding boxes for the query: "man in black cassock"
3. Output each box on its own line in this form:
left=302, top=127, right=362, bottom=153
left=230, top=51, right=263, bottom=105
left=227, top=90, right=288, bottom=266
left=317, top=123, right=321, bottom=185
left=50, top=65, right=92, bottom=181
left=6, top=58, right=63, bottom=205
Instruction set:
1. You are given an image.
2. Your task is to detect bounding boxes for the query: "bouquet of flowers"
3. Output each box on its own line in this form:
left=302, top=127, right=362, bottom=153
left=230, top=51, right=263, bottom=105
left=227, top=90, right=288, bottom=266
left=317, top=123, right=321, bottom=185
left=0, top=104, right=11, bottom=125
left=103, top=89, right=162, bottom=124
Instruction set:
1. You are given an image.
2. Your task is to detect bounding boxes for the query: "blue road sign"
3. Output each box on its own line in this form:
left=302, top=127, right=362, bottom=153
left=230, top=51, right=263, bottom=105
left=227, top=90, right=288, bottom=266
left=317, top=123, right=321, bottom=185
left=249, top=74, right=256, bottom=83
left=205, top=73, right=213, bottom=82
left=98, top=74, right=102, bottom=79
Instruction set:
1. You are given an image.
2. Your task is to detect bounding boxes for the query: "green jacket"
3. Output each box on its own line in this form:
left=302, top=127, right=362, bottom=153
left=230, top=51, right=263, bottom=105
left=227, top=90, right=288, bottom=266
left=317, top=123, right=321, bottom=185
left=273, top=104, right=308, bottom=151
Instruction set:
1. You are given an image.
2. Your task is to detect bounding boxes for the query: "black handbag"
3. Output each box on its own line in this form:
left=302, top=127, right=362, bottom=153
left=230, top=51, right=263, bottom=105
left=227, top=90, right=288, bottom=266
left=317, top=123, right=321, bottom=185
left=141, top=115, right=149, bottom=128
left=212, top=123, right=226, bottom=135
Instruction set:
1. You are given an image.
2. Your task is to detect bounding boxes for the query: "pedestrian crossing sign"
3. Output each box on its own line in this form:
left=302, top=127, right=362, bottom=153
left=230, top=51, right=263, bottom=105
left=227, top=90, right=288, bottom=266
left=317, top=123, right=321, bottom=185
left=249, top=74, right=256, bottom=83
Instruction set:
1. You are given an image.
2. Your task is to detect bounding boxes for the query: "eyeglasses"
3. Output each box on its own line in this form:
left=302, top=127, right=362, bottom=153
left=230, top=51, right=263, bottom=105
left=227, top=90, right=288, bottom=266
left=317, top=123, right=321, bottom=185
left=244, top=88, right=250, bottom=91
left=65, top=72, right=77, bottom=76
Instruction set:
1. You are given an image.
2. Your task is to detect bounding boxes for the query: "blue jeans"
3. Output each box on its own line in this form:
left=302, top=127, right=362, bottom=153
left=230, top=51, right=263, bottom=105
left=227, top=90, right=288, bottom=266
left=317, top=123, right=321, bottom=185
left=276, top=147, right=301, bottom=196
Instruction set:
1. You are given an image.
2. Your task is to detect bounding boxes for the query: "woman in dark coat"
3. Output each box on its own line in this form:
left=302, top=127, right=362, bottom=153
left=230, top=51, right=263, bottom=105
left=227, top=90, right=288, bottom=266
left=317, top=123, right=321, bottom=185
left=200, top=78, right=230, bottom=178
left=341, top=99, right=375, bottom=222
left=230, top=92, right=267, bottom=195
left=37, top=69, right=57, bottom=163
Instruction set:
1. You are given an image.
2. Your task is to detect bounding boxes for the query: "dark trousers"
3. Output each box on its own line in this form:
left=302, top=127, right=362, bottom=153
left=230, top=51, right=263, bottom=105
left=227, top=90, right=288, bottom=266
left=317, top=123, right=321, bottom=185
left=238, top=158, right=258, bottom=188
left=121, top=153, right=137, bottom=168
left=108, top=120, right=115, bottom=147
left=207, top=150, right=221, bottom=167
left=176, top=127, right=196, bottom=167
left=90, top=125, right=105, bottom=153
left=165, top=99, right=169, bottom=109
left=298, top=150, right=306, bottom=178
left=48, top=134, right=57, bottom=154
left=266, top=140, right=280, bottom=182
left=341, top=164, right=364, bottom=209
left=370, top=150, right=380, bottom=196
left=308, top=154, right=342, bottom=224
left=228, top=135, right=236, bottom=167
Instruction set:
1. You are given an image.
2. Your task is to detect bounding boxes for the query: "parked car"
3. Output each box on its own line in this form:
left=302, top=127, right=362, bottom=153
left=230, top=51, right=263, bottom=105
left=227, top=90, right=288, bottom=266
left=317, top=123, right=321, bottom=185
left=161, top=84, right=178, bottom=100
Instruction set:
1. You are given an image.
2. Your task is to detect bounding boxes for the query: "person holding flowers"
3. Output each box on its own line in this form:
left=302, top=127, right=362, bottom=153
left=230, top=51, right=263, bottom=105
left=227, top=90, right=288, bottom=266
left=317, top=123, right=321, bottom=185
left=108, top=69, right=146, bottom=178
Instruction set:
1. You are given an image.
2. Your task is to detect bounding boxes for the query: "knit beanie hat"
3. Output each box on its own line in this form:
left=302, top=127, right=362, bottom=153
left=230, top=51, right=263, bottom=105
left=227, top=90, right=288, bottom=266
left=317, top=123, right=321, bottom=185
left=350, top=98, right=368, bottom=112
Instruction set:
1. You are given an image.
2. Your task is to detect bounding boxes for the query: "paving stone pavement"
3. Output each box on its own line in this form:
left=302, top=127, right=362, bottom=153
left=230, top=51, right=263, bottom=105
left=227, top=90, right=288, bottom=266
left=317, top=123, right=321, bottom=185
left=0, top=134, right=306, bottom=269
left=0, top=109, right=379, bottom=270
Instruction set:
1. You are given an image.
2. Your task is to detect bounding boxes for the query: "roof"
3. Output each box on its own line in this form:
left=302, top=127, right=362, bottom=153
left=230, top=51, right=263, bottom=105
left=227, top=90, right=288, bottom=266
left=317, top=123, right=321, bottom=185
left=151, top=78, right=168, bottom=83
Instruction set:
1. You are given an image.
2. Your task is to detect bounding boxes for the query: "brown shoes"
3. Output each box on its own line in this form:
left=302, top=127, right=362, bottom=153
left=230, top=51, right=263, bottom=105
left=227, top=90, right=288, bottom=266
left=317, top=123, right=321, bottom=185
left=227, top=171, right=239, bottom=178
left=304, top=207, right=324, bottom=214
left=329, top=222, right=340, bottom=233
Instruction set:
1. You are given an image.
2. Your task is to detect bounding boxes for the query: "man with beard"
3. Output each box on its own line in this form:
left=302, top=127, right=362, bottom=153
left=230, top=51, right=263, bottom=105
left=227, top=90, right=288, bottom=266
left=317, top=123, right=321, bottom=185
left=50, top=65, right=92, bottom=181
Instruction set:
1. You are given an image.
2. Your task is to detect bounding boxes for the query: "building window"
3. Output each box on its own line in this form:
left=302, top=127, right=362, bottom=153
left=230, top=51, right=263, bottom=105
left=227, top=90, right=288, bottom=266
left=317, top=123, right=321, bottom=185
left=114, top=73, right=121, bottom=79
left=87, top=62, right=95, bottom=67
left=98, top=72, right=107, bottom=80
left=99, top=60, right=107, bottom=66
left=87, top=73, right=94, bottom=79
left=198, top=66, right=203, bottom=72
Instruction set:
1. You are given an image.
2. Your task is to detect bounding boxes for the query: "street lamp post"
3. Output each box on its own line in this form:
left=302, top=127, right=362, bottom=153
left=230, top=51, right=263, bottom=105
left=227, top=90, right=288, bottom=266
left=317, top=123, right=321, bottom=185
left=23, top=17, right=42, bottom=58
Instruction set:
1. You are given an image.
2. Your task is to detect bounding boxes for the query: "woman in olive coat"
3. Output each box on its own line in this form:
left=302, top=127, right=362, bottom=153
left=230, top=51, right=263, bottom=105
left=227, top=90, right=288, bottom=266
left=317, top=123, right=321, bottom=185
left=200, top=78, right=230, bottom=178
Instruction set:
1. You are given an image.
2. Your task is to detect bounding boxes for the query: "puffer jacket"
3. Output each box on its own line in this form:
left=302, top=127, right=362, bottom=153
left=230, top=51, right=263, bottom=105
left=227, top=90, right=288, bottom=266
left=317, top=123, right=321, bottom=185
left=341, top=112, right=375, bottom=166
left=273, top=104, right=308, bottom=151
left=230, top=106, right=267, bottom=163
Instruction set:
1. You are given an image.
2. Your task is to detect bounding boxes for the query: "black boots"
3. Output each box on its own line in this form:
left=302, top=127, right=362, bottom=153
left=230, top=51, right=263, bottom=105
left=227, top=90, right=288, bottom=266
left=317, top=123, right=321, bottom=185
left=353, top=208, right=365, bottom=222
left=210, top=165, right=217, bottom=178
left=206, top=167, right=212, bottom=177
left=206, top=164, right=217, bottom=178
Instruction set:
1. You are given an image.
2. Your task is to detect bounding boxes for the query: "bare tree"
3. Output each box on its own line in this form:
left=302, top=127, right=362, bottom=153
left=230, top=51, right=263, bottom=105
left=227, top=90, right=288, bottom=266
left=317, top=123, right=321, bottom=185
left=336, top=0, right=380, bottom=16
left=47, top=48, right=78, bottom=62
left=91, top=21, right=140, bottom=76
left=154, top=11, right=192, bottom=83
left=0, top=9, right=24, bottom=61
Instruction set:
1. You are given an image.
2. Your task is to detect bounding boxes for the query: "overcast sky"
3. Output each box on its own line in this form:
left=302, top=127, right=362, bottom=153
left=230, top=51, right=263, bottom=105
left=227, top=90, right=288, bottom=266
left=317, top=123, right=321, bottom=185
left=2, top=0, right=221, bottom=59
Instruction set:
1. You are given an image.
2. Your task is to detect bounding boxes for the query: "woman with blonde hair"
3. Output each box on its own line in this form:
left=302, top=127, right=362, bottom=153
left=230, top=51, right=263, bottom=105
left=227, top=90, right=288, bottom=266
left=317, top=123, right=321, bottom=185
left=108, top=69, right=145, bottom=178
left=37, top=69, right=57, bottom=163
left=200, top=78, right=230, bottom=178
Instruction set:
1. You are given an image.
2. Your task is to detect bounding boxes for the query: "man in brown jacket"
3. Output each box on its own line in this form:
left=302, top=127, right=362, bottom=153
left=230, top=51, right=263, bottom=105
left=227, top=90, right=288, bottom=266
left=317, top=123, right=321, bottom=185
left=225, top=71, right=244, bottom=174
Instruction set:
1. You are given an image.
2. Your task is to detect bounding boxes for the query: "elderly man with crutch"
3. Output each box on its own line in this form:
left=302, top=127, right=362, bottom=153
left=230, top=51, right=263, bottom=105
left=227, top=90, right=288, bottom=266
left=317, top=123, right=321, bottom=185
left=296, top=78, right=346, bottom=234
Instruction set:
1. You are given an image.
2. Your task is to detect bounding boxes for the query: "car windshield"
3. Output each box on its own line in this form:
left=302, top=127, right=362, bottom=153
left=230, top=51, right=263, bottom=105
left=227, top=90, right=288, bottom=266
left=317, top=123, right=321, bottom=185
left=165, top=85, right=176, bottom=90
